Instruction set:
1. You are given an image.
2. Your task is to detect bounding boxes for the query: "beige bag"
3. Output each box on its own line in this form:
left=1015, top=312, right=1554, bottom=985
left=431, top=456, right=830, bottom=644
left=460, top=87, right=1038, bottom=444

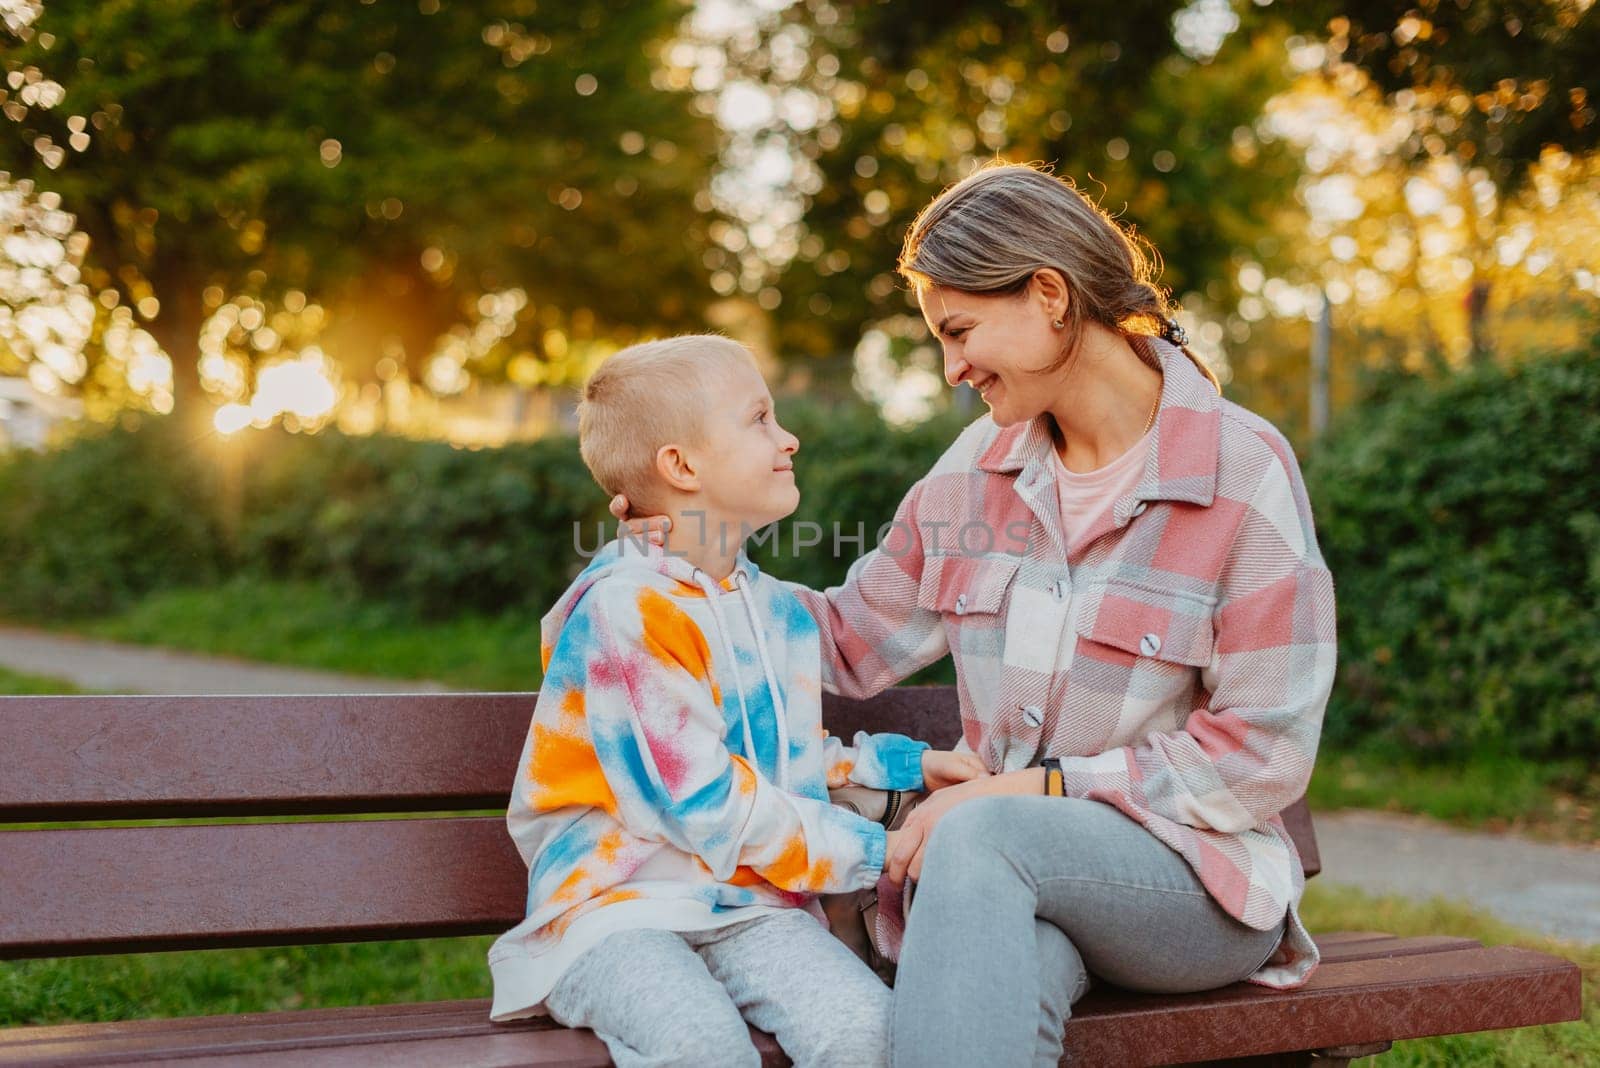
left=823, top=786, right=924, bottom=980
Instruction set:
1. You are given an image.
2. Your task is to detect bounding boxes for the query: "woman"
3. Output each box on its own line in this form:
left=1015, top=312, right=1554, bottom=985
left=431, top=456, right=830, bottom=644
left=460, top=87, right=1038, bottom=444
left=615, top=162, right=1334, bottom=1067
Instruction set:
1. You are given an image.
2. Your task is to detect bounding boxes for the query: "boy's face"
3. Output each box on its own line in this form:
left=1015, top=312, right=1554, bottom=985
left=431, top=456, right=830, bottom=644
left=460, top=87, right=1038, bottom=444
left=687, top=359, right=800, bottom=535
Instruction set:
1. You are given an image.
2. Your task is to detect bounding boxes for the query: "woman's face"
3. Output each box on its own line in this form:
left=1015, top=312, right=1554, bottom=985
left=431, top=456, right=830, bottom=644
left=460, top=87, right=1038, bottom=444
left=919, top=277, right=1067, bottom=427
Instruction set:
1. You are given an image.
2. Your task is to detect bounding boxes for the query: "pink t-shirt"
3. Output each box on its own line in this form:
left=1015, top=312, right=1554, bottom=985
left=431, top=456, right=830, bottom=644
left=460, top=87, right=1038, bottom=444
left=1050, top=430, right=1151, bottom=551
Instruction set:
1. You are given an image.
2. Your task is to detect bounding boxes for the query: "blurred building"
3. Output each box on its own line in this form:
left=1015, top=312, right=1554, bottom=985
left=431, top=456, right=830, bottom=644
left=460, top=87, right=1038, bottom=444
left=0, top=376, right=83, bottom=451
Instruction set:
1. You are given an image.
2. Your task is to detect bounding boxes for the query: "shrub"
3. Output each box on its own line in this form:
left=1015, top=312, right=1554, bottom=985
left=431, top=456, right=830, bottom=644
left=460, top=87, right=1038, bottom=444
left=0, top=399, right=965, bottom=622
left=1306, top=344, right=1600, bottom=760
left=0, top=418, right=227, bottom=617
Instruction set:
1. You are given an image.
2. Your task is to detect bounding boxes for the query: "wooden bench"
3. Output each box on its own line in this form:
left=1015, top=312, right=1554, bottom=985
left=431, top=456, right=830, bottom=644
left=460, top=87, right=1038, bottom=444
left=1, top=687, right=1582, bottom=1066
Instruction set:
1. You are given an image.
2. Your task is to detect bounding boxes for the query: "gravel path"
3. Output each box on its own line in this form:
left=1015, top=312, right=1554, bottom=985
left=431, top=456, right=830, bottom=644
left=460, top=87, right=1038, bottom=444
left=1313, top=809, right=1600, bottom=943
left=0, top=624, right=454, bottom=695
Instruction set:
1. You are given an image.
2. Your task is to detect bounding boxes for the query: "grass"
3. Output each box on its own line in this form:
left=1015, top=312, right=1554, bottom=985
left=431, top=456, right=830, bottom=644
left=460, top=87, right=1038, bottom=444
left=1, top=885, right=1590, bottom=1065
left=1307, top=744, right=1598, bottom=845
left=0, top=666, right=86, bottom=695
left=54, top=577, right=543, bottom=692
left=0, top=936, right=495, bottom=1027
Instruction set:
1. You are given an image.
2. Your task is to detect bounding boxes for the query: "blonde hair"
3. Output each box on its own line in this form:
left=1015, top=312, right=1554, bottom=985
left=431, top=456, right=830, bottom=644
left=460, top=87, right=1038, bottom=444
left=898, top=161, right=1219, bottom=389
left=578, top=334, right=754, bottom=511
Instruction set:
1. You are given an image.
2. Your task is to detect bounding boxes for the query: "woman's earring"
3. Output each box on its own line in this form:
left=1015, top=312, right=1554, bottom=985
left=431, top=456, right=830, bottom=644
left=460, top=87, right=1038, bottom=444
left=1052, top=319, right=1064, bottom=330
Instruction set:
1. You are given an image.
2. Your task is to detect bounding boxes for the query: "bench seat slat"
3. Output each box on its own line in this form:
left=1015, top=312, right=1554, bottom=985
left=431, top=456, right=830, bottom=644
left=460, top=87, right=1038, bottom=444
left=0, top=1006, right=607, bottom=1067
left=1315, top=934, right=1481, bottom=963
left=1, top=943, right=1578, bottom=1067
left=1063, top=944, right=1581, bottom=1066
left=1, top=819, right=526, bottom=958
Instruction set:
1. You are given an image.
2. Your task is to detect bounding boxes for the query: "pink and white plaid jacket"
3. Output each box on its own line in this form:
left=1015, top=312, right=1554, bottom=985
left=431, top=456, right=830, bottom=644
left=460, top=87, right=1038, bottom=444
left=790, top=337, right=1335, bottom=989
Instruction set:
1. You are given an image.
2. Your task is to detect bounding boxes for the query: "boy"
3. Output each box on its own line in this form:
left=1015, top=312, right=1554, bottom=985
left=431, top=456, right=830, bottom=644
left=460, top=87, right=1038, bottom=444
left=488, top=336, right=983, bottom=1066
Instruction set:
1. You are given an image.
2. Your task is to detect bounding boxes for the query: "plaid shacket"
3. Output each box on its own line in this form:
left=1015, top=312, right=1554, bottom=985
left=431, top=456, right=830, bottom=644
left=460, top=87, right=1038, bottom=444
left=789, top=337, right=1335, bottom=989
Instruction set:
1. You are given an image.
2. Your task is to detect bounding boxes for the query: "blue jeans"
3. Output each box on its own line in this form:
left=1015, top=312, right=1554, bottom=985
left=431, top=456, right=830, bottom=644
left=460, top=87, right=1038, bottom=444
left=890, top=796, right=1285, bottom=1067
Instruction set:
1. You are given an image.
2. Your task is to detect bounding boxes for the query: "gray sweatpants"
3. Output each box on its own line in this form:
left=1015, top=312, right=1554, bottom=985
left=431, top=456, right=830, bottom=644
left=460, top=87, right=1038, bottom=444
left=545, top=909, right=891, bottom=1068
left=890, top=796, right=1288, bottom=1068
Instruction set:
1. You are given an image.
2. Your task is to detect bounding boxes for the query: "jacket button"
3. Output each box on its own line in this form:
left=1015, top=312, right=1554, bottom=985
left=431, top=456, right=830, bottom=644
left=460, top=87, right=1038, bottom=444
left=1131, top=500, right=1149, bottom=517
left=1021, top=705, right=1044, bottom=727
left=1140, top=633, right=1162, bottom=656
left=954, top=593, right=968, bottom=615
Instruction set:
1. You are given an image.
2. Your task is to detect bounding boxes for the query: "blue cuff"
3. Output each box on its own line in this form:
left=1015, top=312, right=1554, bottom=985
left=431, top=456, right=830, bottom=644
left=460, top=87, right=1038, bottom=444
left=858, top=819, right=888, bottom=880
left=877, top=734, right=932, bottom=792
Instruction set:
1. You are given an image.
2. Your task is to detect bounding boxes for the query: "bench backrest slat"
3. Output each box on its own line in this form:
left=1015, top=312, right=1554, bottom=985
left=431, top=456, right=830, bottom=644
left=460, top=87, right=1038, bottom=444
left=0, top=686, right=1318, bottom=959
left=2, top=818, right=524, bottom=958
left=0, top=693, right=536, bottom=820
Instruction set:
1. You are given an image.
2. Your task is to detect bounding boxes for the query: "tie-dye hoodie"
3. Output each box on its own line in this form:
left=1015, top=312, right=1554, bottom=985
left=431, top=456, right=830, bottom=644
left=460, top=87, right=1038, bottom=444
left=487, top=538, right=928, bottom=1020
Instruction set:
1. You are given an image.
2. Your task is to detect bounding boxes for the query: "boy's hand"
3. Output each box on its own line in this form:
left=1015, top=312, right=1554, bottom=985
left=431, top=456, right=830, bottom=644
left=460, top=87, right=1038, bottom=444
left=609, top=493, right=669, bottom=546
left=921, top=749, right=990, bottom=791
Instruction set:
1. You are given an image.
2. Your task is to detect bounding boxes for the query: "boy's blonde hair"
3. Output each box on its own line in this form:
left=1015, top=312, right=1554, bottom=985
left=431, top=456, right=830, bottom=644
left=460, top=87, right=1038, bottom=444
left=578, top=334, right=753, bottom=512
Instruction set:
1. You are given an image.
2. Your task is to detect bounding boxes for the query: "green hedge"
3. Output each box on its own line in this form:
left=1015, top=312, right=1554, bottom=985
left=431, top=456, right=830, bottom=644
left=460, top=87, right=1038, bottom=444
left=0, top=419, right=228, bottom=617
left=237, top=430, right=613, bottom=618
left=0, top=399, right=959, bottom=622
left=1305, top=344, right=1600, bottom=760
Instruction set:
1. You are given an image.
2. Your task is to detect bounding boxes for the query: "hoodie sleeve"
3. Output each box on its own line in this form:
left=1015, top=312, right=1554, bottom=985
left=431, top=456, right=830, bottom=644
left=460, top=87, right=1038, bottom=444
left=566, top=583, right=887, bottom=894
left=822, top=731, right=929, bottom=791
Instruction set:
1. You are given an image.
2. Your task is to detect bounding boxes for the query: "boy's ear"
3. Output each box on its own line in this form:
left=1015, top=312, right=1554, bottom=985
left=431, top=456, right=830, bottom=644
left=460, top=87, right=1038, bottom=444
left=654, top=443, right=700, bottom=492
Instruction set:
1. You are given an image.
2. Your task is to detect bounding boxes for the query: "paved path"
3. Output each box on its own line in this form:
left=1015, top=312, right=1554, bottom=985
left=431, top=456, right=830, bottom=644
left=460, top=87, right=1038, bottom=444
left=0, top=625, right=454, bottom=695
left=4, top=625, right=1596, bottom=941
left=1314, top=810, right=1600, bottom=944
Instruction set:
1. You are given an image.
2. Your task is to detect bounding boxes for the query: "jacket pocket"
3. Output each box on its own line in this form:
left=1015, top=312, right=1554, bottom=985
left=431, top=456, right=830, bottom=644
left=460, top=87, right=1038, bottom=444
left=1075, top=578, right=1216, bottom=667
left=916, top=555, right=1020, bottom=618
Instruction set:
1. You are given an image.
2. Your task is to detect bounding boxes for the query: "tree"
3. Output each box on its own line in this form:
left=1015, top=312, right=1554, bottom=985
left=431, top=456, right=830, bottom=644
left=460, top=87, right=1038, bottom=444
left=2, top=0, right=718, bottom=418
left=1283, top=1, right=1600, bottom=362
left=700, top=0, right=1304, bottom=365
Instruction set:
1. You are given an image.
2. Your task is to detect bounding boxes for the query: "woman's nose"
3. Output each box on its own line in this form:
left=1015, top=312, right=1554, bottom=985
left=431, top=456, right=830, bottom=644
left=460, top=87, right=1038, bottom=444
left=944, top=348, right=970, bottom=388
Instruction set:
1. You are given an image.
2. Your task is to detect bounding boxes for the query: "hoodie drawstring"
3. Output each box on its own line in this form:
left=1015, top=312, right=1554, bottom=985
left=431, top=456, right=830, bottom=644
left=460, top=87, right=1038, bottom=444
left=691, top=567, right=790, bottom=790
left=692, top=569, right=762, bottom=779
left=734, top=571, right=790, bottom=789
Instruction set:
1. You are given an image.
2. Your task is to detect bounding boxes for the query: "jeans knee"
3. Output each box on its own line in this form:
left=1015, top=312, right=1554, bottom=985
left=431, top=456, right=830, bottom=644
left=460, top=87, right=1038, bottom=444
left=921, top=796, right=1015, bottom=881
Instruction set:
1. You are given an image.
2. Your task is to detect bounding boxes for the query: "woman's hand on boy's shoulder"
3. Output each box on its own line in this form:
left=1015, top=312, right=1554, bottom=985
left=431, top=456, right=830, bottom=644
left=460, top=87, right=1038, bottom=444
left=921, top=749, right=989, bottom=791
left=609, top=494, right=669, bottom=546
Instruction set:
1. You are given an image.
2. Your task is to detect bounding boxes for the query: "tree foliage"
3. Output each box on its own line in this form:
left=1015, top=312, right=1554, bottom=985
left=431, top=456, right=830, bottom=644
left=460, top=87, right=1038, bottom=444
left=1, top=0, right=718, bottom=410
left=706, top=0, right=1304, bottom=360
left=1287, top=0, right=1599, bottom=195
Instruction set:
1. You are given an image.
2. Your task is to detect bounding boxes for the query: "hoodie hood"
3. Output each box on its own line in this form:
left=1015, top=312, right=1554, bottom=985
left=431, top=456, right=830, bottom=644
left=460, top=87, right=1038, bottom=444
left=541, top=537, right=761, bottom=658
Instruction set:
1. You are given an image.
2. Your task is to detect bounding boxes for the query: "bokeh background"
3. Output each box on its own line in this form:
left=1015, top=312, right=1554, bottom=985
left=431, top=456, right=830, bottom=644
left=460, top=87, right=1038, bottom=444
left=2, top=2, right=1596, bottom=1058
